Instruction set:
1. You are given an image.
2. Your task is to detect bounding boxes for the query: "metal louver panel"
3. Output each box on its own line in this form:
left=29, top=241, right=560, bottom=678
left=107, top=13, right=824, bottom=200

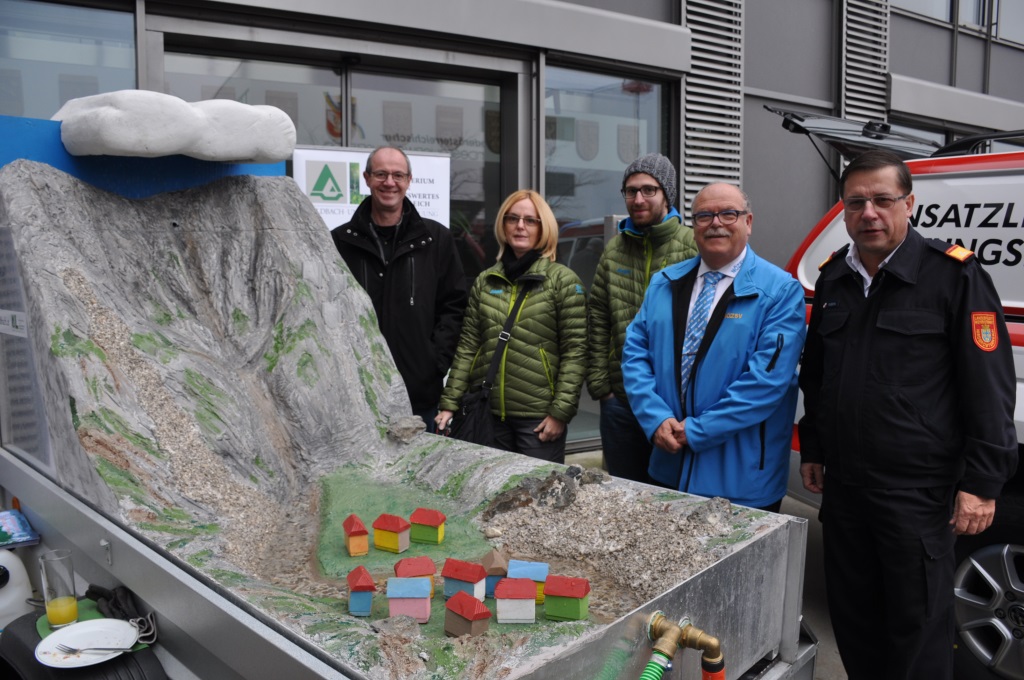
left=842, top=0, right=889, bottom=123
left=683, top=0, right=743, bottom=212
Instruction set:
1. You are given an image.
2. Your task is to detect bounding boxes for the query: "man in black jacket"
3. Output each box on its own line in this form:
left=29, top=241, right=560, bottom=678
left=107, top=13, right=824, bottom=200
left=798, top=150, right=1017, bottom=680
left=331, top=146, right=467, bottom=430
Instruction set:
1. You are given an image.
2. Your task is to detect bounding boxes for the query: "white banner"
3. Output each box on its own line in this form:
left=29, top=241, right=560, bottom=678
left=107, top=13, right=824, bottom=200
left=292, top=146, right=451, bottom=230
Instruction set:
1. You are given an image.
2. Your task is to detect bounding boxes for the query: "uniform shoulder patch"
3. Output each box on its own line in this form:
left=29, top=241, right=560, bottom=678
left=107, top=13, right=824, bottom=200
left=818, top=245, right=849, bottom=271
left=944, top=244, right=974, bottom=262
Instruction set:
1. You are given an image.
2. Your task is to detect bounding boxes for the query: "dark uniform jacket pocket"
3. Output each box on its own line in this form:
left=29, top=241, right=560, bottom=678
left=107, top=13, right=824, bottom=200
left=872, top=309, right=947, bottom=385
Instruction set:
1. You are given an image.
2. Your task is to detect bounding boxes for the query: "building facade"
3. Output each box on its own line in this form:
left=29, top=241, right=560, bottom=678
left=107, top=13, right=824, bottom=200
left=3, top=0, right=1023, bottom=445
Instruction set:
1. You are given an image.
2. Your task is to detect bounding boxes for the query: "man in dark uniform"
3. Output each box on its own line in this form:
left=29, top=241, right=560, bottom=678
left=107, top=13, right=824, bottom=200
left=332, top=146, right=467, bottom=431
left=798, top=150, right=1017, bottom=680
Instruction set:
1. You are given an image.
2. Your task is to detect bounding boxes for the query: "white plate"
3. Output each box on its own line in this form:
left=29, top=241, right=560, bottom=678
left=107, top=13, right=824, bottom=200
left=34, top=618, right=139, bottom=668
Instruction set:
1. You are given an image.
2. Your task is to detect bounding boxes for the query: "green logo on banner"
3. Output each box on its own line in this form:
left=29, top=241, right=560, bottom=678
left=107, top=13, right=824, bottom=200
left=311, top=164, right=344, bottom=202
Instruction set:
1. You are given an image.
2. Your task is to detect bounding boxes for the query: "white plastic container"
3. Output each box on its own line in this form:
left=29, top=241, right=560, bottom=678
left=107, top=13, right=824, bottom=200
left=0, top=549, right=35, bottom=628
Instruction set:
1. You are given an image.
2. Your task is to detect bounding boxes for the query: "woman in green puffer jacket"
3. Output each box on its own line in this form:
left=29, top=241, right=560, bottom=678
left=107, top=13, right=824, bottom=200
left=436, top=190, right=587, bottom=463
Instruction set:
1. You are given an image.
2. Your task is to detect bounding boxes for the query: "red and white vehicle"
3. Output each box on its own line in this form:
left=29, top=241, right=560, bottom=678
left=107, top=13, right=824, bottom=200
left=776, top=107, right=1024, bottom=680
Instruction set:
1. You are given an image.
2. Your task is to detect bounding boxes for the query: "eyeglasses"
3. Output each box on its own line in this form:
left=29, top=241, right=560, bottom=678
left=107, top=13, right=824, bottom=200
left=621, top=185, right=661, bottom=200
left=503, top=214, right=542, bottom=228
left=692, top=210, right=749, bottom=227
left=369, top=170, right=410, bottom=182
left=843, top=194, right=908, bottom=212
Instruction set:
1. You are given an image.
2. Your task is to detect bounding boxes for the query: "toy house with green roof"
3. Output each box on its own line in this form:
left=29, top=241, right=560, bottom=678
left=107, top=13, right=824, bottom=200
left=544, top=574, right=590, bottom=621
left=409, top=507, right=446, bottom=544
left=372, top=513, right=410, bottom=554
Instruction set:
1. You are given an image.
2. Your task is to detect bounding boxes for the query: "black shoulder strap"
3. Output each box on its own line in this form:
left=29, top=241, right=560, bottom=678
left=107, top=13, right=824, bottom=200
left=481, top=280, right=535, bottom=393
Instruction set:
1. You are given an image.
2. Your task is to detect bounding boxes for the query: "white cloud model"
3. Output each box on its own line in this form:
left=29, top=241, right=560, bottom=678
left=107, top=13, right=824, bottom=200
left=52, top=90, right=297, bottom=164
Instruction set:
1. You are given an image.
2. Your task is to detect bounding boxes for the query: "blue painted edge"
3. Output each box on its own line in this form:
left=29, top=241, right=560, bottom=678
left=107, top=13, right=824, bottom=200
left=0, top=115, right=285, bottom=199
left=507, top=559, right=549, bottom=581
left=387, top=577, right=431, bottom=598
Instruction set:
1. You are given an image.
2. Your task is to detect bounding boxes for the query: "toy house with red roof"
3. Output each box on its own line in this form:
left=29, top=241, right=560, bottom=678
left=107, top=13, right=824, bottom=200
left=409, top=507, right=446, bottom=545
left=342, top=514, right=369, bottom=557
left=372, top=513, right=411, bottom=554
left=386, top=577, right=431, bottom=623
left=493, top=577, right=536, bottom=624
left=444, top=590, right=492, bottom=637
left=481, top=548, right=509, bottom=599
left=346, top=565, right=377, bottom=617
left=394, top=556, right=438, bottom=598
left=441, top=558, right=487, bottom=601
left=544, top=575, right=591, bottom=621
left=507, top=559, right=549, bottom=604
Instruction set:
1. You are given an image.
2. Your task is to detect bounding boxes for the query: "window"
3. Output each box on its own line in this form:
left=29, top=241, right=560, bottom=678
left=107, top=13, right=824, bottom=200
left=0, top=0, right=134, bottom=118
left=350, top=72, right=502, bottom=286
left=892, top=0, right=952, bottom=20
left=544, top=65, right=666, bottom=446
left=163, top=54, right=342, bottom=148
left=544, top=65, right=666, bottom=287
left=997, top=0, right=1024, bottom=44
left=959, top=0, right=989, bottom=27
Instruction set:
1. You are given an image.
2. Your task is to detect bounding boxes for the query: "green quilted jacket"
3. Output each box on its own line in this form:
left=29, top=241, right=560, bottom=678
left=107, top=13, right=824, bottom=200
left=440, top=257, right=588, bottom=422
left=586, top=212, right=697, bottom=400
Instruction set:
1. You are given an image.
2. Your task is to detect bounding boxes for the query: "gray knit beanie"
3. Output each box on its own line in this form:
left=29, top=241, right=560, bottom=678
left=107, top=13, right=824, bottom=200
left=622, top=153, right=677, bottom=205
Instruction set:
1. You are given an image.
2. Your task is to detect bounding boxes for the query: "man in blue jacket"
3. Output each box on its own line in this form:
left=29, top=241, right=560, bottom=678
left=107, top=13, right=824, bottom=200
left=622, top=183, right=805, bottom=511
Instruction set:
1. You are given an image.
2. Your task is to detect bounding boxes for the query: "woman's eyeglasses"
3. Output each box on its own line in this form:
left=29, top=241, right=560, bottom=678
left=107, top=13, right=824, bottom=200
left=503, top=214, right=542, bottom=228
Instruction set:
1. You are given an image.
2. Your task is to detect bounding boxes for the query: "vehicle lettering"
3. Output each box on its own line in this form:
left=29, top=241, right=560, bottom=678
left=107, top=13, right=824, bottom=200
left=912, top=202, right=1022, bottom=230
left=980, top=203, right=1003, bottom=229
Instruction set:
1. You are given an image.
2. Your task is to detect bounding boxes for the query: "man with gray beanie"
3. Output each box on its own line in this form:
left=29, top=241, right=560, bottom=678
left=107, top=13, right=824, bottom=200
left=586, top=153, right=697, bottom=483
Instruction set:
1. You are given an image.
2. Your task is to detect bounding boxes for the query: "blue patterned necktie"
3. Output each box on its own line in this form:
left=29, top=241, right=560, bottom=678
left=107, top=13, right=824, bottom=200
left=681, top=271, right=724, bottom=392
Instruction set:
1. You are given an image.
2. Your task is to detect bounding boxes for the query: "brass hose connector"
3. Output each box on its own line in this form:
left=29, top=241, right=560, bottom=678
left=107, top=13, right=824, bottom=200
left=647, top=611, right=723, bottom=664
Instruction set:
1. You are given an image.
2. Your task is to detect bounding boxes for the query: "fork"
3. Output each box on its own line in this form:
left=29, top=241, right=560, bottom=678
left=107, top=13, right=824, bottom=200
left=55, top=643, right=134, bottom=654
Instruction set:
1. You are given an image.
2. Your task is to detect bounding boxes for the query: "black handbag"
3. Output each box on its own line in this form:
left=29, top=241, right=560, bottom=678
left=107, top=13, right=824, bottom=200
left=446, top=281, right=534, bottom=446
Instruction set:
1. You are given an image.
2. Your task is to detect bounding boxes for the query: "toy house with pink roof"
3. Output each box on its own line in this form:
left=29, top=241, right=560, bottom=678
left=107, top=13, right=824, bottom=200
left=394, top=556, right=438, bottom=598
left=441, top=558, right=487, bottom=601
left=544, top=575, right=591, bottom=621
left=409, top=507, right=447, bottom=545
left=372, top=513, right=411, bottom=554
left=386, top=577, right=431, bottom=623
left=342, top=514, right=369, bottom=557
left=444, top=590, right=492, bottom=637
left=346, top=565, right=377, bottom=617
left=493, top=577, right=536, bottom=624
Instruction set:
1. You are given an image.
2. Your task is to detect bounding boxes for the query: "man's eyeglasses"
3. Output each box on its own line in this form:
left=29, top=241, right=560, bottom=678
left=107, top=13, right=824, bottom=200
left=503, top=214, right=542, bottom=228
left=369, top=170, right=410, bottom=182
left=621, top=185, right=661, bottom=200
left=843, top=194, right=908, bottom=212
left=693, top=210, right=749, bottom=227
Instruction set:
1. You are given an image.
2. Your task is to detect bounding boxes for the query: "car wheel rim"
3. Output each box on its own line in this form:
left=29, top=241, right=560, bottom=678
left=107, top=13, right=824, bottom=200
left=954, top=543, right=1024, bottom=680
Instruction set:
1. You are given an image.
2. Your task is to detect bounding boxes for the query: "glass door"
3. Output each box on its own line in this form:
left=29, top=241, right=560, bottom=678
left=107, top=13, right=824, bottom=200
left=349, top=72, right=503, bottom=287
